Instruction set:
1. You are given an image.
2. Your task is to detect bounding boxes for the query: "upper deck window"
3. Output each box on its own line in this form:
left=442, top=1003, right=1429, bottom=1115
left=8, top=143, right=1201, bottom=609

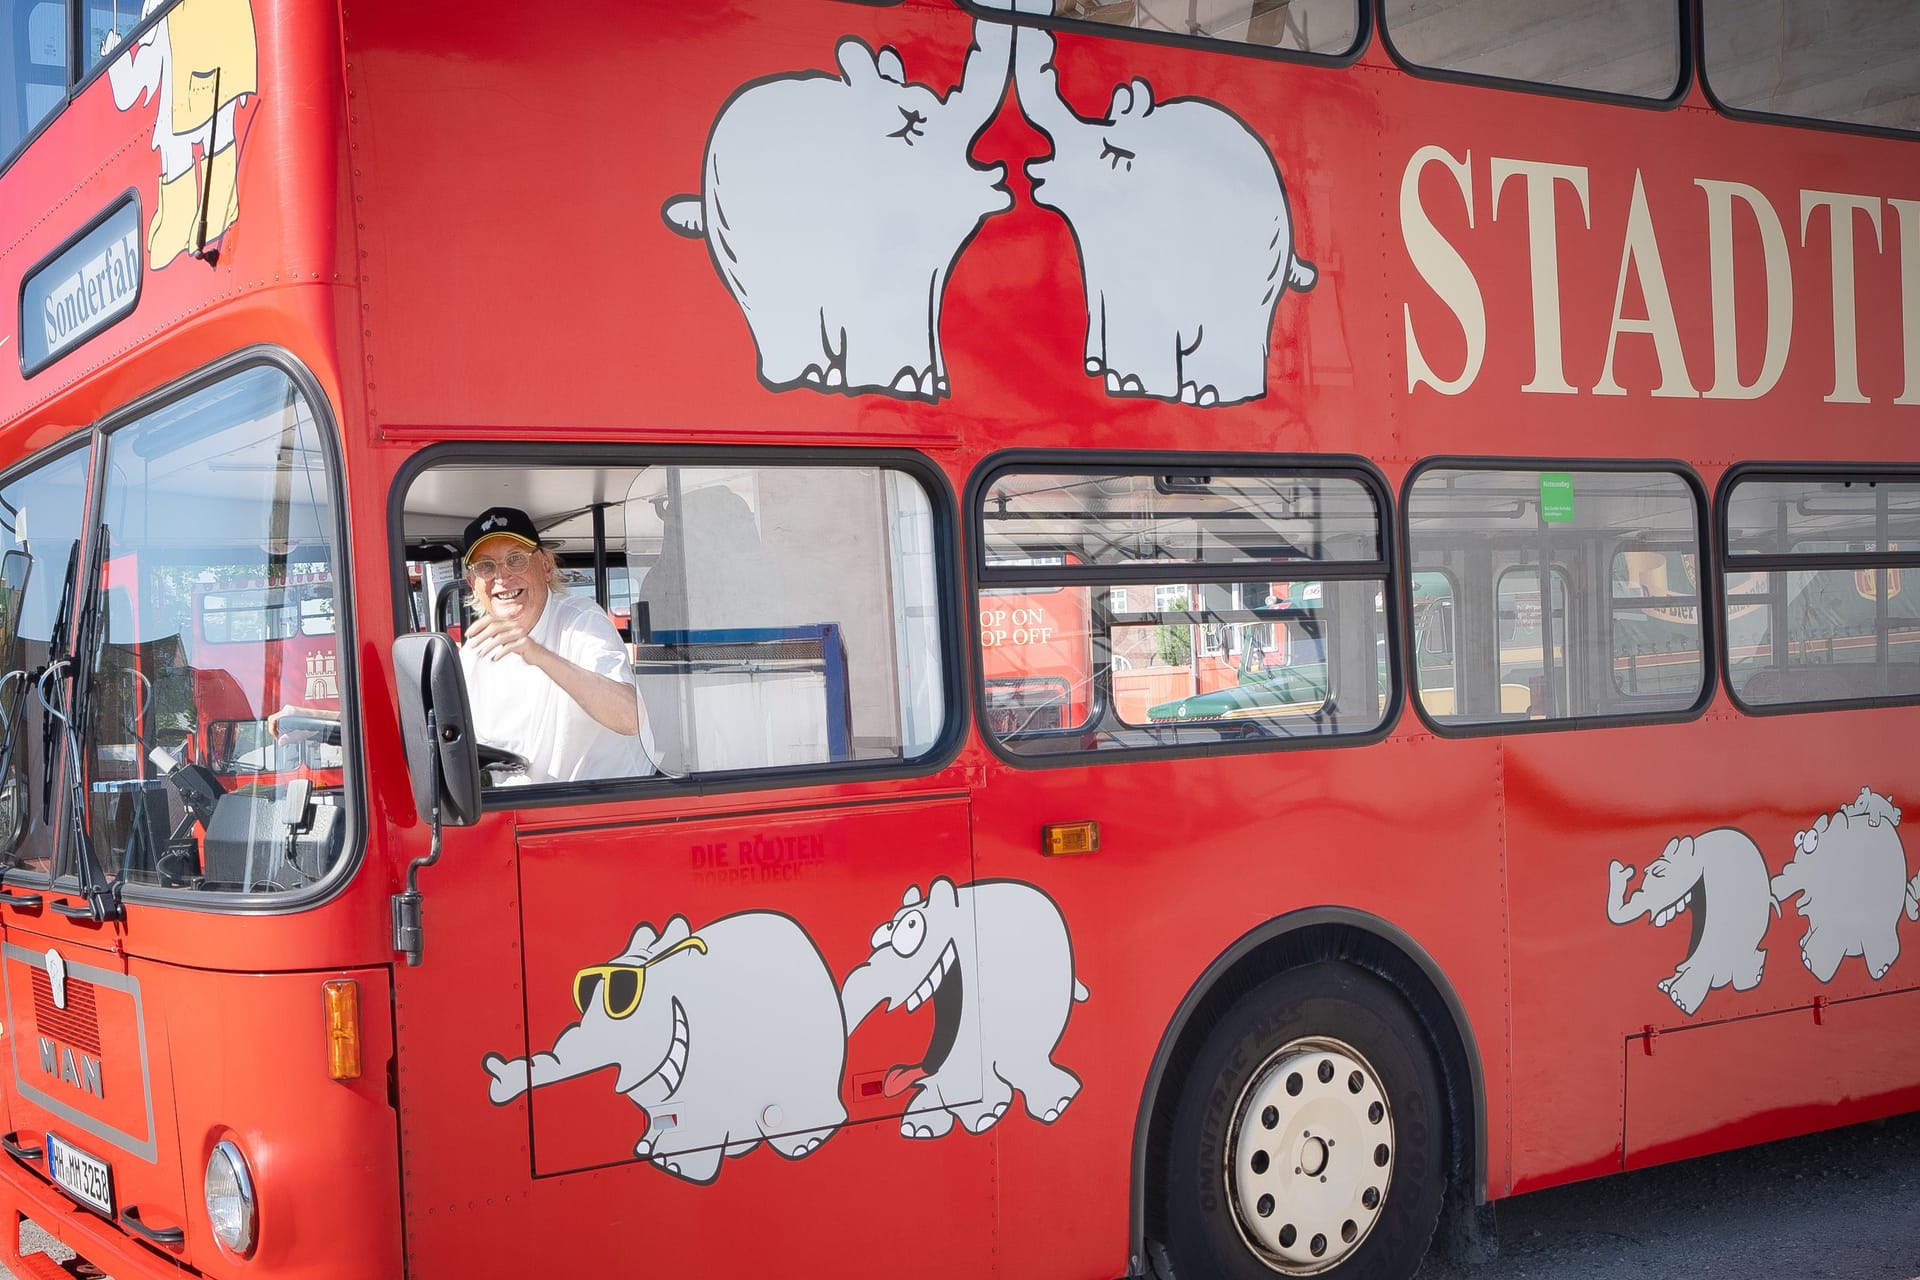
left=1383, top=0, right=1683, bottom=100
left=1704, top=1, right=1920, bottom=134
left=1043, top=0, right=1360, bottom=57
left=2, top=0, right=68, bottom=158
left=1, top=0, right=149, bottom=164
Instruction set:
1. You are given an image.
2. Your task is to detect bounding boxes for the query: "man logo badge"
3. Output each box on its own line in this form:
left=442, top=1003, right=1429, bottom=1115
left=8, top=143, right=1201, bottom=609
left=39, top=950, right=102, bottom=1099
left=46, top=948, right=66, bottom=1010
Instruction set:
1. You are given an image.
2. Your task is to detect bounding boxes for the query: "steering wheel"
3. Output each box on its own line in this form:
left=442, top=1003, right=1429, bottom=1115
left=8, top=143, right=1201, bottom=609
left=477, top=743, right=530, bottom=781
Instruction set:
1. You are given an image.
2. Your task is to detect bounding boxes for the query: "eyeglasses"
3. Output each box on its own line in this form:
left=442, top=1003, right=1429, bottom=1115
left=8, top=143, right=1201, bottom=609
left=572, top=935, right=709, bottom=1020
left=467, top=550, right=535, bottom=578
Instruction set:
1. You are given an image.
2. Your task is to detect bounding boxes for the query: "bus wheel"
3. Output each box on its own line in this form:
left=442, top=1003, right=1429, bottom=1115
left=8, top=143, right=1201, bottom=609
left=1162, top=963, right=1445, bottom=1280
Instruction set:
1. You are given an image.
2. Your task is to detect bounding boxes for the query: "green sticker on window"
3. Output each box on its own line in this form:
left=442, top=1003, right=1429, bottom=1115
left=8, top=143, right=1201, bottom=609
left=1540, top=473, right=1574, bottom=524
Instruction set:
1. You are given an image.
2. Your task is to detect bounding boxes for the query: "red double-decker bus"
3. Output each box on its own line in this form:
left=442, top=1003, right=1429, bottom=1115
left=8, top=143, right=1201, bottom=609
left=0, top=2, right=1916, bottom=1278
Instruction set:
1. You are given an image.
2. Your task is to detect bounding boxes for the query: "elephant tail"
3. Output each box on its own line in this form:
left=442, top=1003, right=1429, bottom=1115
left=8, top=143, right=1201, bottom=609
left=662, top=195, right=705, bottom=238
left=1906, top=874, right=1919, bottom=922
left=1286, top=254, right=1318, bottom=293
left=1072, top=979, right=1089, bottom=1002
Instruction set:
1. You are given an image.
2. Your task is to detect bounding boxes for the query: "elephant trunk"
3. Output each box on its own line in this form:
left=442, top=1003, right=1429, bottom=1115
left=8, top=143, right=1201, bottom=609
left=839, top=961, right=891, bottom=1034
left=1606, top=860, right=1646, bottom=925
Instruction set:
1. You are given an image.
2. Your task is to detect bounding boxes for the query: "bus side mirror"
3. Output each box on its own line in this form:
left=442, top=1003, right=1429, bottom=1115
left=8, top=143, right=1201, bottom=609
left=393, top=632, right=482, bottom=827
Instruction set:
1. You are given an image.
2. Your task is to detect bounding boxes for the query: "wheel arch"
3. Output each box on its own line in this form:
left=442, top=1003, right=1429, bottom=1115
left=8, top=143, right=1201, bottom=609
left=1131, top=907, right=1488, bottom=1269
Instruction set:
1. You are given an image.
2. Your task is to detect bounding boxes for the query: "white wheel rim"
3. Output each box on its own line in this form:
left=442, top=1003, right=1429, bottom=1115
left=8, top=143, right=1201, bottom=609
left=1224, top=1036, right=1394, bottom=1274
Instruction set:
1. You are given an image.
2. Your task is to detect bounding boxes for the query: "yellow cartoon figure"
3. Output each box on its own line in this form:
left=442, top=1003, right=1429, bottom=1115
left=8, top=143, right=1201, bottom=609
left=108, top=0, right=259, bottom=268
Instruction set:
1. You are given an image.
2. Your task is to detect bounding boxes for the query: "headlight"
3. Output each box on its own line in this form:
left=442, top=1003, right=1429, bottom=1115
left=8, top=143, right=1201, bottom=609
left=204, top=1140, right=257, bottom=1255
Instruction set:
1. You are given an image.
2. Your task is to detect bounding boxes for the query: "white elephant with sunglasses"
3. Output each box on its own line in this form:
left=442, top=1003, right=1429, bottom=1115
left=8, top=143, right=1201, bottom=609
left=482, top=911, right=849, bottom=1184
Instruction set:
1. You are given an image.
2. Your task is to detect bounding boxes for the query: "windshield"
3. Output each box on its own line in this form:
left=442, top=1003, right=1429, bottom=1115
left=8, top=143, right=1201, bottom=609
left=60, top=365, right=353, bottom=900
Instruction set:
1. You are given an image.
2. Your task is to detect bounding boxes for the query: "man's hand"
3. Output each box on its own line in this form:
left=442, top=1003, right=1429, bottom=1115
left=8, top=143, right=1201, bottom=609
left=464, top=611, right=545, bottom=665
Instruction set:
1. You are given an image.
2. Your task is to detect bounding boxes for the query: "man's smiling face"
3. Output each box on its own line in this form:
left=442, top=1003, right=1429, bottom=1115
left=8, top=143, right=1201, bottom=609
left=467, top=533, right=550, bottom=624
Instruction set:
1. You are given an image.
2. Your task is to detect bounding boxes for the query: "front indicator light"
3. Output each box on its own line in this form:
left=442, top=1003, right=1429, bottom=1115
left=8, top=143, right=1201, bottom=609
left=324, top=979, right=362, bottom=1080
left=205, top=1140, right=257, bottom=1256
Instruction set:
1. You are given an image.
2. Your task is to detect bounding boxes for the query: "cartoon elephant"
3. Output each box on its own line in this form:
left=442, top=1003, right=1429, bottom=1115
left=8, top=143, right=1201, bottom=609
left=663, top=23, right=1014, bottom=400
left=1772, top=787, right=1911, bottom=983
left=1010, top=22, right=1317, bottom=406
left=841, top=877, right=1087, bottom=1139
left=1606, top=829, right=1775, bottom=1016
left=483, top=911, right=848, bottom=1185
left=108, top=0, right=258, bottom=267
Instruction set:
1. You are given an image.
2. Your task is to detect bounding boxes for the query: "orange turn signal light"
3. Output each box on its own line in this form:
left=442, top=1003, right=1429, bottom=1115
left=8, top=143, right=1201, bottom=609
left=1041, top=821, right=1100, bottom=857
left=323, top=980, right=362, bottom=1081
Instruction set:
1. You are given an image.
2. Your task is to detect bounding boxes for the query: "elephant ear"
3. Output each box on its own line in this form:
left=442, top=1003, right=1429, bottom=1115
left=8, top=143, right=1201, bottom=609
left=875, top=46, right=907, bottom=86
left=930, top=877, right=961, bottom=910
left=652, top=915, right=694, bottom=958
left=620, top=922, right=661, bottom=962
left=836, top=37, right=880, bottom=87
left=1109, top=77, right=1155, bottom=120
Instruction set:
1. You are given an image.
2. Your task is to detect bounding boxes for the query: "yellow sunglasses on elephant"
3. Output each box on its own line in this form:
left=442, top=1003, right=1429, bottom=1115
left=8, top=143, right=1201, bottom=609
left=572, top=936, right=709, bottom=1019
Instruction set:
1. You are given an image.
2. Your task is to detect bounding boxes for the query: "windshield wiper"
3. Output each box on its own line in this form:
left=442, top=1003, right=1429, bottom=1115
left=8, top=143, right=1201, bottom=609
left=44, top=523, right=121, bottom=922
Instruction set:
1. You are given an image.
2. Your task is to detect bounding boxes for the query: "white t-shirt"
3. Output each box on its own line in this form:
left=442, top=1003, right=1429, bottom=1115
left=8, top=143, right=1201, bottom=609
left=461, top=592, right=654, bottom=785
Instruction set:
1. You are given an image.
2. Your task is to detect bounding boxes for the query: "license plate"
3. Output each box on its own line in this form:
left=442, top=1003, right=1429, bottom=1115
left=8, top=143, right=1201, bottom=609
left=46, top=1132, right=114, bottom=1217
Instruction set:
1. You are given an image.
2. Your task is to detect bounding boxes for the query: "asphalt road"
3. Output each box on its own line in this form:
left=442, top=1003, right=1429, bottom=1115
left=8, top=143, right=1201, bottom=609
left=4, top=1113, right=1916, bottom=1277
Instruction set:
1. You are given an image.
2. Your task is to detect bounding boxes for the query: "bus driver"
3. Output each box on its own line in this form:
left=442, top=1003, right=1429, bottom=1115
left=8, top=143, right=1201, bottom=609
left=459, top=506, right=653, bottom=784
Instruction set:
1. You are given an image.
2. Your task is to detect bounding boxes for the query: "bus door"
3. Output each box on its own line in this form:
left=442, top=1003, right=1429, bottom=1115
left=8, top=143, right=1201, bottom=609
left=401, top=458, right=992, bottom=1275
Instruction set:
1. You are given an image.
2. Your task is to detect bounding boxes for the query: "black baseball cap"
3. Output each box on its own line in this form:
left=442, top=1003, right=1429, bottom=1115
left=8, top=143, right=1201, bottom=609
left=462, top=506, right=542, bottom=566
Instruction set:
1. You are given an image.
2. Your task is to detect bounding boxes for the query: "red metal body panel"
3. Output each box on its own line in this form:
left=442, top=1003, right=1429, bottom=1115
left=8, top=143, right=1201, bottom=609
left=0, top=0, right=1913, bottom=1276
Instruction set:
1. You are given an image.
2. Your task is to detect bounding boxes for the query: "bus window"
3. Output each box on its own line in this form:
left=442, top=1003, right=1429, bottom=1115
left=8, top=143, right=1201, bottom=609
left=402, top=460, right=950, bottom=785
left=1, top=0, right=66, bottom=160
left=1723, top=474, right=1920, bottom=708
left=1383, top=0, right=1683, bottom=99
left=1409, top=465, right=1706, bottom=727
left=1704, top=1, right=1920, bottom=133
left=77, top=364, right=351, bottom=897
left=975, top=465, right=1389, bottom=754
left=1047, top=0, right=1360, bottom=57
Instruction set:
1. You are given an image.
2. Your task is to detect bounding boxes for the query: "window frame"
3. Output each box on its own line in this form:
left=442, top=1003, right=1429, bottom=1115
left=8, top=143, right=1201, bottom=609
left=1402, top=456, right=1714, bottom=739
left=1718, top=462, right=1920, bottom=716
left=969, top=449, right=1399, bottom=768
left=388, top=443, right=968, bottom=811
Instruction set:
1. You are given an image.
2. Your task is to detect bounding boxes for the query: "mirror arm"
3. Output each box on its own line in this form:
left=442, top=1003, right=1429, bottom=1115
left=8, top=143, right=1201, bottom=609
left=392, top=703, right=443, bottom=967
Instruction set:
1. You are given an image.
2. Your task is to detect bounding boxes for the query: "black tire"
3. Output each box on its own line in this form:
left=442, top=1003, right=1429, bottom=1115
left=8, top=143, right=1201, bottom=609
left=1161, top=962, right=1447, bottom=1280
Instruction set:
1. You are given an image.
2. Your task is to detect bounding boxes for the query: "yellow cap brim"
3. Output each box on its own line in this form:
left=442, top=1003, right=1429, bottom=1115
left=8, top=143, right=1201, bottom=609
left=463, top=533, right=540, bottom=567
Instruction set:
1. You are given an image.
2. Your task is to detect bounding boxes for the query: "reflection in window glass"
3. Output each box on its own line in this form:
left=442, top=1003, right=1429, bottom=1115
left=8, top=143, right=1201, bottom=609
left=978, top=467, right=1388, bottom=755
left=1384, top=0, right=1681, bottom=98
left=82, top=366, right=350, bottom=897
left=3, top=0, right=69, bottom=159
left=83, top=0, right=142, bottom=74
left=1725, top=476, right=1920, bottom=706
left=1048, top=0, right=1359, bottom=56
left=1409, top=467, right=1704, bottom=726
left=1704, top=0, right=1920, bottom=132
left=626, top=465, right=946, bottom=774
